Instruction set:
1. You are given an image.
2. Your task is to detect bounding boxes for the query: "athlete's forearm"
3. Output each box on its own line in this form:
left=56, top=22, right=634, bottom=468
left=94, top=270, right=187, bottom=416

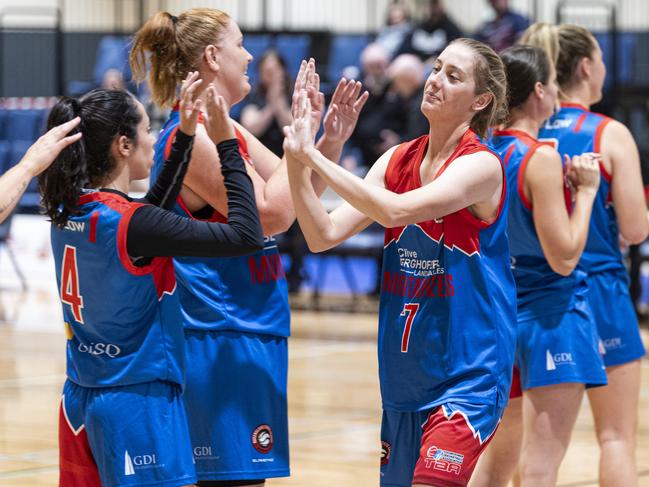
left=143, top=130, right=193, bottom=209
left=0, top=162, right=34, bottom=223
left=312, top=135, right=345, bottom=196
left=286, top=156, right=339, bottom=252
left=302, top=147, right=399, bottom=227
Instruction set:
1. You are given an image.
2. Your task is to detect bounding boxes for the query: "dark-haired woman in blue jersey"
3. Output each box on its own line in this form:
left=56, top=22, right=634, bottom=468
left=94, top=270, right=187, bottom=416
left=472, top=45, right=605, bottom=487
left=41, top=76, right=263, bottom=487
left=524, top=23, right=648, bottom=487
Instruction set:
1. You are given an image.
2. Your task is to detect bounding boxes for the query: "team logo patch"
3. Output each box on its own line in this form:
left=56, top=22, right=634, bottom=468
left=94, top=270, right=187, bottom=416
left=423, top=445, right=464, bottom=475
left=252, top=424, right=273, bottom=454
left=380, top=441, right=391, bottom=466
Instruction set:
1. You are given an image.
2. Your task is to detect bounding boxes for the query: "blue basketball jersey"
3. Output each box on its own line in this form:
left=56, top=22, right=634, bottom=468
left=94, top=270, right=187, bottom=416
left=379, top=130, right=517, bottom=412
left=539, top=103, right=623, bottom=275
left=152, top=110, right=290, bottom=337
left=490, top=129, right=588, bottom=319
left=51, top=191, right=185, bottom=388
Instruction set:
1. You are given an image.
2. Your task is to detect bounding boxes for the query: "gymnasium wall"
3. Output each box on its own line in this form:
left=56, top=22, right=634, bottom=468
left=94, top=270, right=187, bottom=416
left=1, top=0, right=649, bottom=32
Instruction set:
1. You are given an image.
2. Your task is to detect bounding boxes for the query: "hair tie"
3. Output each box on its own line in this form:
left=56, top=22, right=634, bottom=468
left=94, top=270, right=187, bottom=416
left=170, top=15, right=178, bottom=25
left=69, top=98, right=82, bottom=117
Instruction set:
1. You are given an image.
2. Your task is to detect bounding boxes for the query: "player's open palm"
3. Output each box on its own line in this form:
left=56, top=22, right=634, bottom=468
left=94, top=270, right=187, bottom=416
left=283, top=89, right=314, bottom=162
left=323, top=78, right=369, bottom=144
left=204, top=84, right=236, bottom=145
left=178, top=71, right=203, bottom=136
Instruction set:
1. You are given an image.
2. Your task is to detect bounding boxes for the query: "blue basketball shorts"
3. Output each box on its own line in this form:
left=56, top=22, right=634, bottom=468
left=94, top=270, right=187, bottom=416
left=183, top=329, right=290, bottom=481
left=587, top=271, right=646, bottom=367
left=380, top=402, right=503, bottom=487
left=516, top=295, right=607, bottom=390
left=59, top=379, right=196, bottom=487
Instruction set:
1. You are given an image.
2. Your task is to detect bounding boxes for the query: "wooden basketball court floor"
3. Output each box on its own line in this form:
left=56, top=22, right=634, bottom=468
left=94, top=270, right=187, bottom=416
left=0, top=216, right=648, bottom=486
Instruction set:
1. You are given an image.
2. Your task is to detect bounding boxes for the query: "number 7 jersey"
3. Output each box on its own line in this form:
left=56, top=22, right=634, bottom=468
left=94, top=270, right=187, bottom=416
left=379, top=130, right=517, bottom=412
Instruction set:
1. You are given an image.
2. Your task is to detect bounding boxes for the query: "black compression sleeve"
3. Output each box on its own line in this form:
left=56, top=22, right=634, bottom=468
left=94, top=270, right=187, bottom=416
left=139, top=129, right=193, bottom=209
left=126, top=138, right=263, bottom=258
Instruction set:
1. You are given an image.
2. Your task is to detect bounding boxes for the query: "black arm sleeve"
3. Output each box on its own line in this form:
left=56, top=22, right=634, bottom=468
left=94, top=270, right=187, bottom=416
left=138, top=129, right=194, bottom=209
left=126, top=138, right=264, bottom=258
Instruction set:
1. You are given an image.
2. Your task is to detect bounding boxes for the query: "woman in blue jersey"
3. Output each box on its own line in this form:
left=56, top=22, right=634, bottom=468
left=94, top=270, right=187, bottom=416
left=129, top=8, right=367, bottom=486
left=284, top=38, right=515, bottom=487
left=523, top=23, right=648, bottom=487
left=471, top=45, right=604, bottom=487
left=40, top=77, right=263, bottom=487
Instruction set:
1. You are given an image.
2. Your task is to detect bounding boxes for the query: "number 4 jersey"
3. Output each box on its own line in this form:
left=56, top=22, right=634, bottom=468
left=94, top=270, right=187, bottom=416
left=51, top=191, right=185, bottom=388
left=379, top=130, right=517, bottom=412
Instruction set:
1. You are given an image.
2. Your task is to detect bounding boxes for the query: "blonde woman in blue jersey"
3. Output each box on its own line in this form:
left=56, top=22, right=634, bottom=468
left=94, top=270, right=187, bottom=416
left=471, top=45, right=604, bottom=487
left=130, top=8, right=367, bottom=486
left=524, top=23, right=648, bottom=487
left=285, top=38, right=516, bottom=487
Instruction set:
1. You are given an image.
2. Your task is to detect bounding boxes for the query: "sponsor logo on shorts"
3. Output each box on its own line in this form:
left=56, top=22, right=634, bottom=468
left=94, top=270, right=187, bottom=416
left=124, top=450, right=163, bottom=476
left=380, top=441, right=391, bottom=466
left=545, top=350, right=575, bottom=371
left=78, top=341, right=121, bottom=358
left=602, top=337, right=623, bottom=351
left=252, top=424, right=273, bottom=454
left=422, top=445, right=464, bottom=475
left=193, top=446, right=220, bottom=461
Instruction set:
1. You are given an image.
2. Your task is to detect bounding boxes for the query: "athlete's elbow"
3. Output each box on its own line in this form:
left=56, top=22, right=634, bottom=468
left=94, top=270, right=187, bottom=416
left=548, top=258, right=577, bottom=277
left=620, top=223, right=649, bottom=245
left=259, top=207, right=295, bottom=235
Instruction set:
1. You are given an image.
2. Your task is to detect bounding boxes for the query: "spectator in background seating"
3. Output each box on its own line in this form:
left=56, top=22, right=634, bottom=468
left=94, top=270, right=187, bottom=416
left=241, top=49, right=293, bottom=157
left=346, top=43, right=394, bottom=168
left=241, top=49, right=306, bottom=293
left=375, top=2, right=414, bottom=60
left=475, top=0, right=529, bottom=52
left=376, top=54, right=429, bottom=154
left=394, top=0, right=464, bottom=62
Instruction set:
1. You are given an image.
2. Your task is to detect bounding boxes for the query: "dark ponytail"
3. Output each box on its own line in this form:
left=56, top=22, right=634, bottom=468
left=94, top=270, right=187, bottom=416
left=39, top=89, right=142, bottom=227
left=500, top=45, right=551, bottom=111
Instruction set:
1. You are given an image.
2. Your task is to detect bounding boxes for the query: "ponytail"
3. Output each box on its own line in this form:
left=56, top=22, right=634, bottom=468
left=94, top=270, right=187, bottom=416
left=130, top=8, right=231, bottom=107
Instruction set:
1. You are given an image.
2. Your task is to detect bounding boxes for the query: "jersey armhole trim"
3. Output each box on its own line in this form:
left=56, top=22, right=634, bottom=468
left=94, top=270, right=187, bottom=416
left=518, top=143, right=543, bottom=211
left=116, top=204, right=167, bottom=276
left=594, top=117, right=613, bottom=182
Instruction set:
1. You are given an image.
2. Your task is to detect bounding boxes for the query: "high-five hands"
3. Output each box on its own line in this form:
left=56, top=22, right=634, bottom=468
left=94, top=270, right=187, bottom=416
left=283, top=89, right=314, bottom=164
left=204, top=84, right=236, bottom=145
left=178, top=71, right=204, bottom=136
left=322, top=78, right=369, bottom=144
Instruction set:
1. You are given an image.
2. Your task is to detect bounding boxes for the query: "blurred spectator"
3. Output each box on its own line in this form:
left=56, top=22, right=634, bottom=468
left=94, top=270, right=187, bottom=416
left=240, top=49, right=306, bottom=294
left=395, top=0, right=464, bottom=62
left=375, top=3, right=414, bottom=59
left=347, top=43, right=397, bottom=167
left=101, top=68, right=126, bottom=90
left=377, top=54, right=428, bottom=153
left=475, top=0, right=530, bottom=52
left=241, top=49, right=292, bottom=156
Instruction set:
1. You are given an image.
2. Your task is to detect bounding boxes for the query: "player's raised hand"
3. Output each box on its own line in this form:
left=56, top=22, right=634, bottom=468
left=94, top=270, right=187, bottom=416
left=204, top=84, right=236, bottom=145
left=322, top=78, right=369, bottom=144
left=178, top=71, right=203, bottom=136
left=22, top=117, right=82, bottom=176
left=292, top=58, right=324, bottom=139
left=284, top=89, right=314, bottom=163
